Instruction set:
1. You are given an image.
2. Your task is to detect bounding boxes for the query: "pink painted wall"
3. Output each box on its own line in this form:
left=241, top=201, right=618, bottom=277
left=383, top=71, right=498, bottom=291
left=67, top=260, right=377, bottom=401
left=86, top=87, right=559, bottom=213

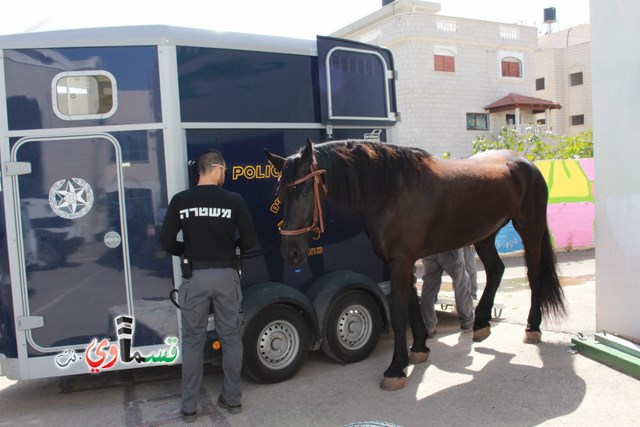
left=538, top=158, right=595, bottom=251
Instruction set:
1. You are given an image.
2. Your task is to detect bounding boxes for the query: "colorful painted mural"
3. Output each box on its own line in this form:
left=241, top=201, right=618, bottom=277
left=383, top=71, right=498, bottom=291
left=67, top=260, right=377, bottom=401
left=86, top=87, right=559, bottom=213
left=495, top=158, right=595, bottom=253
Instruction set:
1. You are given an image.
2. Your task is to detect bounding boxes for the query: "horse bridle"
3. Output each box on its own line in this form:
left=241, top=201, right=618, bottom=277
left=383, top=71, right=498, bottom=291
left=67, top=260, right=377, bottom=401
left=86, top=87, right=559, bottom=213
left=279, top=159, right=328, bottom=240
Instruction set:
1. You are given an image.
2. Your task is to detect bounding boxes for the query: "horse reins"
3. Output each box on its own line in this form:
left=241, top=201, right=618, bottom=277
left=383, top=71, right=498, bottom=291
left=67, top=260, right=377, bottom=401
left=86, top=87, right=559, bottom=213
left=279, top=159, right=328, bottom=240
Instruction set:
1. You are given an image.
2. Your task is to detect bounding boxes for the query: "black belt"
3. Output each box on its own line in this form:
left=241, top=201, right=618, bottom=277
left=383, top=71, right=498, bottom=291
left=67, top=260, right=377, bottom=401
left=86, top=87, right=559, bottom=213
left=192, top=260, right=235, bottom=270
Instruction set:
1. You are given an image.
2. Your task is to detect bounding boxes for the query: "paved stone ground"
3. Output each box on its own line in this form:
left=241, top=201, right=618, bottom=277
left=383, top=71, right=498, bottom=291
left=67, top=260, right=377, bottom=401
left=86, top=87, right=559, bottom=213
left=4, top=248, right=638, bottom=427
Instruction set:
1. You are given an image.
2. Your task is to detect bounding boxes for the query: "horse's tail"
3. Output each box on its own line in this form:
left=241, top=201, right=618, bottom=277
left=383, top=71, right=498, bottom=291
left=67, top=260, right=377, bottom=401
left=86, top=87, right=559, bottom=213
left=539, top=227, right=566, bottom=319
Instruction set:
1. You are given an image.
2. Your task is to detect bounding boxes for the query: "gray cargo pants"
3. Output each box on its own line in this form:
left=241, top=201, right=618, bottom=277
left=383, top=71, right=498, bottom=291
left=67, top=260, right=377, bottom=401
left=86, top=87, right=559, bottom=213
left=463, top=245, right=478, bottom=300
left=420, top=248, right=474, bottom=336
left=178, top=268, right=243, bottom=413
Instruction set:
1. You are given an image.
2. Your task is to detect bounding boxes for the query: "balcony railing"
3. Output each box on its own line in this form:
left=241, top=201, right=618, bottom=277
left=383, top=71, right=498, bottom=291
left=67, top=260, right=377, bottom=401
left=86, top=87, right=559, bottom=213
left=509, top=124, right=553, bottom=135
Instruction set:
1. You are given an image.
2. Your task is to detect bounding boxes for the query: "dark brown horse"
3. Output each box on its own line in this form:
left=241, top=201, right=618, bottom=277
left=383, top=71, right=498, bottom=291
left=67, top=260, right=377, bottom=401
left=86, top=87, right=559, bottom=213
left=265, top=139, right=565, bottom=391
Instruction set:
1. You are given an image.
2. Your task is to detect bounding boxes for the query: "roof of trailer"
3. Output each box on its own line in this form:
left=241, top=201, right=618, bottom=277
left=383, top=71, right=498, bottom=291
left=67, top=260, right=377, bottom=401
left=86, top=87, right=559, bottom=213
left=0, top=25, right=318, bottom=55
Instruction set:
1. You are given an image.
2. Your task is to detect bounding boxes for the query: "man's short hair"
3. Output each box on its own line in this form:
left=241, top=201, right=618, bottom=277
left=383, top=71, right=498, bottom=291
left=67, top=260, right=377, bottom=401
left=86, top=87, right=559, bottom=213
left=197, top=149, right=225, bottom=175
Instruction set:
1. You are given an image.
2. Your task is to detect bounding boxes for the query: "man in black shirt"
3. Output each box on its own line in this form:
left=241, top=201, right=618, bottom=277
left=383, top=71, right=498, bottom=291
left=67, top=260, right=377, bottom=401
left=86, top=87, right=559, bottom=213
left=160, top=149, right=257, bottom=421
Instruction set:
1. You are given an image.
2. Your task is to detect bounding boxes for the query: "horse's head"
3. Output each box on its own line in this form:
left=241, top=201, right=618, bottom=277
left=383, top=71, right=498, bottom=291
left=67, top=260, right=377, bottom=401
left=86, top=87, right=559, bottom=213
left=265, top=138, right=327, bottom=267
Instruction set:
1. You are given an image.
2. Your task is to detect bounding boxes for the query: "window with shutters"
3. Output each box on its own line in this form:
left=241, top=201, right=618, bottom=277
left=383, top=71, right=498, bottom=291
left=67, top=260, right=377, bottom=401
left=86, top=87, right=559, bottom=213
left=501, top=57, right=522, bottom=78
left=434, top=55, right=455, bottom=72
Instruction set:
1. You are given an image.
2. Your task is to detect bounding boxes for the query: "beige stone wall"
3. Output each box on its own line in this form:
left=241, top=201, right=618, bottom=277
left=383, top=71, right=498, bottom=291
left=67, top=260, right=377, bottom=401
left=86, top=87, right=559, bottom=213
left=333, top=0, right=538, bottom=158
left=535, top=24, right=591, bottom=136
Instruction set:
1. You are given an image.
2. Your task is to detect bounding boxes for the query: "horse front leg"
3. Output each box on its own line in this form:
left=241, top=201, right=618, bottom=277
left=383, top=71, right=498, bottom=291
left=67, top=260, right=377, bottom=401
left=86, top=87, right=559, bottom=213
left=407, top=286, right=430, bottom=363
left=381, top=260, right=417, bottom=391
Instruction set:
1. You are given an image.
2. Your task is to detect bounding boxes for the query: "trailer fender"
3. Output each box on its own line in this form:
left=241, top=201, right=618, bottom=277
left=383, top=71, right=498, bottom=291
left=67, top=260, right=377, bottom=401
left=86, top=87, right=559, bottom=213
left=306, top=270, right=391, bottom=349
left=241, top=282, right=319, bottom=345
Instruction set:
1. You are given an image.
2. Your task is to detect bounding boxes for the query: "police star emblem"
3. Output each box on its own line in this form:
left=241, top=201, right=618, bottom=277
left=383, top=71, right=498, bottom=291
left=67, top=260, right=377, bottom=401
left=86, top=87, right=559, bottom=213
left=49, top=177, right=95, bottom=219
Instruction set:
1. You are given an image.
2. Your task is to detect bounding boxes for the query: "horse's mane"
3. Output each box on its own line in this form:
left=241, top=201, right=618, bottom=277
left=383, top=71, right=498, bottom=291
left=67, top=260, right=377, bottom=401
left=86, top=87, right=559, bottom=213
left=301, top=140, right=432, bottom=211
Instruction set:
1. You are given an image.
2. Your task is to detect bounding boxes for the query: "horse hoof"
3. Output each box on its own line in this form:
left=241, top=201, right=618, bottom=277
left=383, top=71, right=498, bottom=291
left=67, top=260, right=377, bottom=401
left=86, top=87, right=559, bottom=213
left=473, top=326, right=491, bottom=342
left=524, top=331, right=542, bottom=344
left=380, top=376, right=407, bottom=391
left=409, top=350, right=430, bottom=364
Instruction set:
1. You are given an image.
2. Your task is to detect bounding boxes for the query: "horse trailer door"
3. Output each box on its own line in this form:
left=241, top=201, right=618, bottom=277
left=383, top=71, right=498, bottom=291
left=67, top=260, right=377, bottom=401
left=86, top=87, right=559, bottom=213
left=317, top=36, right=398, bottom=127
left=9, top=135, right=132, bottom=372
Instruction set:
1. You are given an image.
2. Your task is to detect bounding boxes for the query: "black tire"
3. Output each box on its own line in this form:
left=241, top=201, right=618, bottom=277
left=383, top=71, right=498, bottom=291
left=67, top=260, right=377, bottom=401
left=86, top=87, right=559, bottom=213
left=321, top=290, right=382, bottom=364
left=242, top=304, right=310, bottom=383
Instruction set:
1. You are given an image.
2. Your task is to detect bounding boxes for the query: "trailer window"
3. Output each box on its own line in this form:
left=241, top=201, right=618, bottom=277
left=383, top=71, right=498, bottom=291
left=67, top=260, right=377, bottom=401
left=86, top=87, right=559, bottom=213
left=326, top=47, right=391, bottom=121
left=52, top=71, right=117, bottom=120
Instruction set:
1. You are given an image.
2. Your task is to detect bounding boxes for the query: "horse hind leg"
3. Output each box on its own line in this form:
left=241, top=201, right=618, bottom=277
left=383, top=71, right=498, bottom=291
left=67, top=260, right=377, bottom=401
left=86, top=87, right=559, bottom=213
left=514, top=221, right=566, bottom=344
left=472, top=233, right=505, bottom=342
left=515, top=222, right=544, bottom=343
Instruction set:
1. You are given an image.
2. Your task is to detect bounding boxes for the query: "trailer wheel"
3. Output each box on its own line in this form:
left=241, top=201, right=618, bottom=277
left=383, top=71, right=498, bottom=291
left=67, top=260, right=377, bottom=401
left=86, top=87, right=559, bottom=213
left=321, top=291, right=382, bottom=364
left=243, top=304, right=310, bottom=383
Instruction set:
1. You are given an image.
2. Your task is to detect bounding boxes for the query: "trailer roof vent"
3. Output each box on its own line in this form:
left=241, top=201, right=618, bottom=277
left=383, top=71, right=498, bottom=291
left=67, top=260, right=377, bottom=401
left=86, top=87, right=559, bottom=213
left=52, top=70, right=118, bottom=121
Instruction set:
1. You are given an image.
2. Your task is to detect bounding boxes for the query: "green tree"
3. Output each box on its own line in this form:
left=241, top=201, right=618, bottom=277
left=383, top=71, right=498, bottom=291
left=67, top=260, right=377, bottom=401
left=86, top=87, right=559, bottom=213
left=472, top=126, right=593, bottom=160
left=553, top=128, right=594, bottom=159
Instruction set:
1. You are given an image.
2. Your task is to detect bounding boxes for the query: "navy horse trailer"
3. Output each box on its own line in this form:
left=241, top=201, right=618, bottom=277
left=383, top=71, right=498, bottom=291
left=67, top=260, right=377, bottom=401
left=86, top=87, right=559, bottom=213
left=0, top=25, right=399, bottom=382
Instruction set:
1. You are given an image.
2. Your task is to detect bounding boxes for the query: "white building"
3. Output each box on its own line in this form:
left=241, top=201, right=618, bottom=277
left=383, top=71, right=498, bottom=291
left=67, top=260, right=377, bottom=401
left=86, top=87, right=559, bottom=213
left=332, top=0, right=561, bottom=157
left=592, top=0, right=640, bottom=342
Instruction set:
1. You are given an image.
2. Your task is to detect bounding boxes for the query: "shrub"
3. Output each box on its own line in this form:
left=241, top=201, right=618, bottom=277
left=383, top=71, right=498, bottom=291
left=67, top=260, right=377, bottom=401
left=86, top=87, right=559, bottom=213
left=472, top=126, right=593, bottom=160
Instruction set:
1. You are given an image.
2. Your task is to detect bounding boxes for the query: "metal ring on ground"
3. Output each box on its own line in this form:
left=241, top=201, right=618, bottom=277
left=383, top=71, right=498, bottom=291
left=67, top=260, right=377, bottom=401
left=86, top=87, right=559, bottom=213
left=344, top=422, right=402, bottom=427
